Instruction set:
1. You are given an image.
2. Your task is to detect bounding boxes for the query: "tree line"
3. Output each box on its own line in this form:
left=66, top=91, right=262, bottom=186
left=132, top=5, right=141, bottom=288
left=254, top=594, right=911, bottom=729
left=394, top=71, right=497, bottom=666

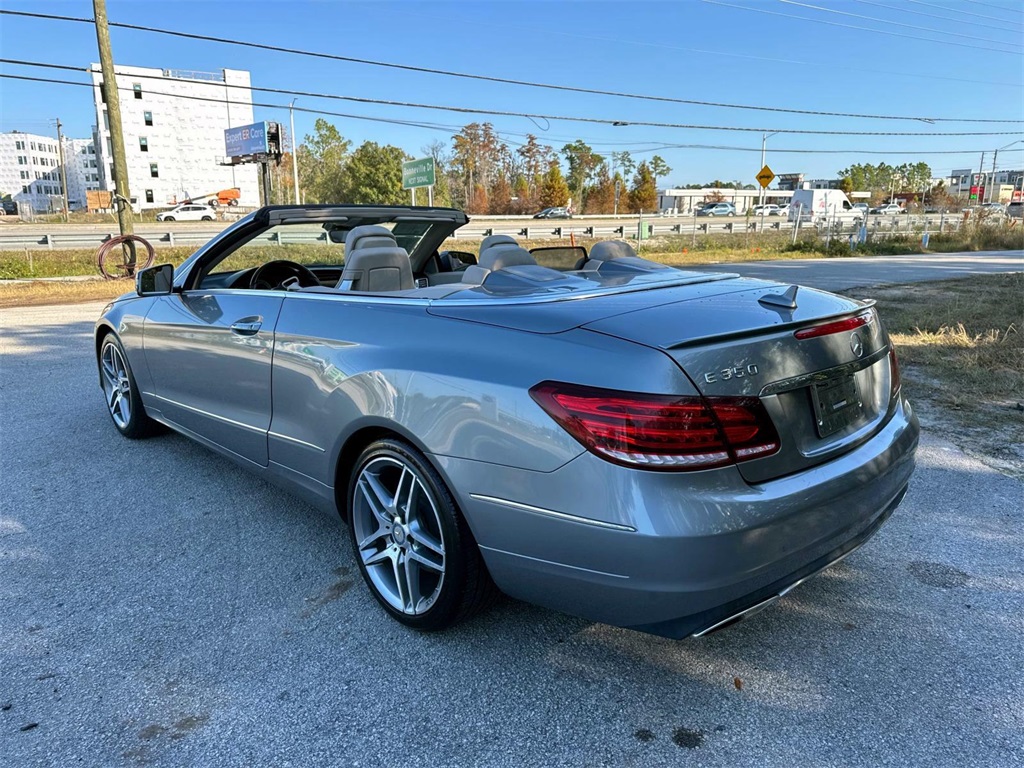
left=282, top=119, right=671, bottom=214
left=274, top=120, right=943, bottom=212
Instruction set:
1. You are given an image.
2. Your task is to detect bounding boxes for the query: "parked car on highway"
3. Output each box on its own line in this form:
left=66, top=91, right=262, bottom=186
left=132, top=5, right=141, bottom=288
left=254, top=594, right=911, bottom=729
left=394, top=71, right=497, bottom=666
left=774, top=204, right=790, bottom=217
left=870, top=203, right=905, bottom=215
left=96, top=204, right=919, bottom=639
left=533, top=207, right=572, bottom=219
left=752, top=204, right=780, bottom=217
left=696, top=202, right=736, bottom=217
left=853, top=203, right=870, bottom=216
left=155, top=204, right=216, bottom=222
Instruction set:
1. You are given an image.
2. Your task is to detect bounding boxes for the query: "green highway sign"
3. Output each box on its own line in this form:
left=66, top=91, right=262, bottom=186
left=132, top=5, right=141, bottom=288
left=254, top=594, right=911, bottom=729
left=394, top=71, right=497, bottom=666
left=402, top=157, right=436, bottom=189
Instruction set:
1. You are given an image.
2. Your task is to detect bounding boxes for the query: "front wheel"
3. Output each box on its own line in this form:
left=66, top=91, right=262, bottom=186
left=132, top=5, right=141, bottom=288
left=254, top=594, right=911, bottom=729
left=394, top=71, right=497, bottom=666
left=99, top=334, right=158, bottom=439
left=163, top=216, right=175, bottom=222
left=348, top=439, right=497, bottom=630
left=201, top=216, right=213, bottom=221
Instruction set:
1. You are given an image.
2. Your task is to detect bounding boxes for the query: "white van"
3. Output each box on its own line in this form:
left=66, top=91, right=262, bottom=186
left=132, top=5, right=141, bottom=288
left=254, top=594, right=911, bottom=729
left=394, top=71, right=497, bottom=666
left=788, top=189, right=864, bottom=225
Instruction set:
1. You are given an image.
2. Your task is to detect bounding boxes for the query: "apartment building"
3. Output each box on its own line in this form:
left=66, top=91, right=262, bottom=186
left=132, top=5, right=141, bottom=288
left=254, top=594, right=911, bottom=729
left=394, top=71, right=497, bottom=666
left=0, top=130, right=65, bottom=213
left=90, top=64, right=260, bottom=209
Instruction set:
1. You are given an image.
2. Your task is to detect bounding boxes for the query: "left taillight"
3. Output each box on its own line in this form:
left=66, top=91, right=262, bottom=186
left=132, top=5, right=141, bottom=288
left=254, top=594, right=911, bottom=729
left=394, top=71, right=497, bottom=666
left=529, top=382, right=780, bottom=471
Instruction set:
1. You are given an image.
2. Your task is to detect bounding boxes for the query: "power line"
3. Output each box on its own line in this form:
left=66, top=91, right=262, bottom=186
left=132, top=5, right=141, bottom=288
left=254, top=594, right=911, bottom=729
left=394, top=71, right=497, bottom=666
left=908, top=0, right=1022, bottom=26
left=962, top=0, right=1024, bottom=18
left=406, top=9, right=1021, bottom=88
left=0, top=8, right=1021, bottom=124
left=3, top=60, right=1022, bottom=137
left=0, top=73, right=471, bottom=135
left=635, top=144, right=1019, bottom=156
left=779, top=0, right=1020, bottom=45
left=702, top=0, right=1021, bottom=54
left=849, top=0, right=1020, bottom=32
left=4, top=72, right=1013, bottom=163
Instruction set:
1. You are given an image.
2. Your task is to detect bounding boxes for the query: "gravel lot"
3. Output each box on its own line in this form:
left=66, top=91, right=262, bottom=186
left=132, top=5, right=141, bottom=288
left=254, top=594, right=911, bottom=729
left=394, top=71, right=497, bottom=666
left=2, top=301, right=1022, bottom=767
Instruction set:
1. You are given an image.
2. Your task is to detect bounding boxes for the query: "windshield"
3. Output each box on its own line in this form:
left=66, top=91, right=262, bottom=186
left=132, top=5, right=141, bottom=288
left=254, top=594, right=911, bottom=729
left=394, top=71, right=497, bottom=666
left=206, top=219, right=437, bottom=275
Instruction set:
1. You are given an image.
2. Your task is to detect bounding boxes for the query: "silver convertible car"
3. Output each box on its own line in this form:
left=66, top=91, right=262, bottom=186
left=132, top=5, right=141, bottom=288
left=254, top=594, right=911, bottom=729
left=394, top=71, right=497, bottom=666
left=95, top=205, right=919, bottom=638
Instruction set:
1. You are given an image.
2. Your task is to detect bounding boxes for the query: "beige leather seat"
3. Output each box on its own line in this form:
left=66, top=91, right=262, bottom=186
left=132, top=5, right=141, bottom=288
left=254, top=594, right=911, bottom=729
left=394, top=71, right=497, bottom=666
left=337, top=225, right=414, bottom=292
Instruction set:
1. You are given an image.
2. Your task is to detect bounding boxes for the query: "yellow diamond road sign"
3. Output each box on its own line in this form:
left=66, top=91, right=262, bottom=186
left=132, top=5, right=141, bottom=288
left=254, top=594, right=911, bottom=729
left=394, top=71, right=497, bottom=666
left=756, top=165, right=775, bottom=189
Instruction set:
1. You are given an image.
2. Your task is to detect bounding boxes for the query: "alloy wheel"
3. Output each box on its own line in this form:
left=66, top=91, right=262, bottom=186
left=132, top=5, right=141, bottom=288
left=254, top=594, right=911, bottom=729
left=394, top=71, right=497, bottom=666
left=100, top=342, right=132, bottom=429
left=352, top=455, right=446, bottom=615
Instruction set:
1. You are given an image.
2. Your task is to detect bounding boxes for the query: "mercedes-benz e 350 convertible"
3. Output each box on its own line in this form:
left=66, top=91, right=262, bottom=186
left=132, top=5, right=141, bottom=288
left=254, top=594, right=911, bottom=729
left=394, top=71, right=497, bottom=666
left=95, top=205, right=919, bottom=638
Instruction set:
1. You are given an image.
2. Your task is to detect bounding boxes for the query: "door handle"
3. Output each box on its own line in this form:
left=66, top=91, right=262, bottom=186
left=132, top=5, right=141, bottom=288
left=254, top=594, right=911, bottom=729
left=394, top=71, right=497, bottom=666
left=230, top=320, right=262, bottom=336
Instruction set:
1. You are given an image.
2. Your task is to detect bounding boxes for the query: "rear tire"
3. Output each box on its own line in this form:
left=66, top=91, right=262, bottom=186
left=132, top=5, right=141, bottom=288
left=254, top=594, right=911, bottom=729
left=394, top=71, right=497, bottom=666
left=347, top=438, right=497, bottom=631
left=164, top=216, right=175, bottom=222
left=98, top=334, right=159, bottom=439
left=201, top=216, right=213, bottom=221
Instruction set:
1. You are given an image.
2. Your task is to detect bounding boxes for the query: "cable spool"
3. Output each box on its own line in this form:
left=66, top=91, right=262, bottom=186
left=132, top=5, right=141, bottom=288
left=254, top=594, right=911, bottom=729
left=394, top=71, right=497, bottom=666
left=97, top=234, right=155, bottom=280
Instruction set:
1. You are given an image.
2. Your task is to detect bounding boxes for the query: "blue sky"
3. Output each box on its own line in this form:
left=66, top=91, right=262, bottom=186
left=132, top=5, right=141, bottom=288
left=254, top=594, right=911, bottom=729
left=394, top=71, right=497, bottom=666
left=1, top=0, right=1022, bottom=185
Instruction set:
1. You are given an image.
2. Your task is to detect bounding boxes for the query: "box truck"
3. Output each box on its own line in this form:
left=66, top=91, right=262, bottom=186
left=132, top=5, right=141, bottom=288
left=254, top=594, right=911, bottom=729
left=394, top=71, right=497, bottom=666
left=788, top=189, right=864, bottom=224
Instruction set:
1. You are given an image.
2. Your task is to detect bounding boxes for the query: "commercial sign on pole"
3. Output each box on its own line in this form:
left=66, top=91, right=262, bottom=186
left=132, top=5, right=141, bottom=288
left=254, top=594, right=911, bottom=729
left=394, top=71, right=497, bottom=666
left=402, top=158, right=436, bottom=190
left=224, top=122, right=271, bottom=158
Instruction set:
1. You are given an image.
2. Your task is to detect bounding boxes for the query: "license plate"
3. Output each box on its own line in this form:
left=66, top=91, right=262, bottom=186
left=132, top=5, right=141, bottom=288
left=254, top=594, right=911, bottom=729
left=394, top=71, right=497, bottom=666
left=810, top=374, right=862, bottom=438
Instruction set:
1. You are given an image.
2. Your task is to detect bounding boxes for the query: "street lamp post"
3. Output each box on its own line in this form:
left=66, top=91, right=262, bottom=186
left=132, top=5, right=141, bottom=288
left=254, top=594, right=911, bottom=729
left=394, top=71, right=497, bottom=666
left=759, top=132, right=779, bottom=226
left=987, top=140, right=1024, bottom=204
left=289, top=98, right=300, bottom=205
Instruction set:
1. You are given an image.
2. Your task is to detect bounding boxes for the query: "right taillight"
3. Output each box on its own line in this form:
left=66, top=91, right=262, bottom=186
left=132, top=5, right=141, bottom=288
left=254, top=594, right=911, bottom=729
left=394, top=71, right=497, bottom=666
left=888, top=344, right=901, bottom=403
left=529, top=381, right=780, bottom=471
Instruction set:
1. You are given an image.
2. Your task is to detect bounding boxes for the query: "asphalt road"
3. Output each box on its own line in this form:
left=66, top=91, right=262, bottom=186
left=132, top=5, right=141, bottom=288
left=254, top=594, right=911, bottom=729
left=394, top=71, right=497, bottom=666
left=2, top=297, right=1023, bottom=766
left=693, top=249, right=1023, bottom=292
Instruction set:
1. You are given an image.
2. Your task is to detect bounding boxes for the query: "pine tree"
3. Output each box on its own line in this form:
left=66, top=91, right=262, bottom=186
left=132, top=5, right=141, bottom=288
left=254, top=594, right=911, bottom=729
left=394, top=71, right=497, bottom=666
left=627, top=162, right=657, bottom=213
left=539, top=161, right=570, bottom=208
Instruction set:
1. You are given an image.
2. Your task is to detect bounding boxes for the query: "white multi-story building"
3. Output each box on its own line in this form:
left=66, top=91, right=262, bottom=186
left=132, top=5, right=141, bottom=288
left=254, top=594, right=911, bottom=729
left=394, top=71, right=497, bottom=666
left=0, top=130, right=66, bottom=214
left=90, top=64, right=260, bottom=210
left=63, top=137, right=102, bottom=210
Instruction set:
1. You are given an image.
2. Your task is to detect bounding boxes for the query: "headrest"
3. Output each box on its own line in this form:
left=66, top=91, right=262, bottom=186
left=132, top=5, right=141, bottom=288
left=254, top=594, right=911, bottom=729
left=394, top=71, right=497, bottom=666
left=479, top=245, right=536, bottom=273
left=345, top=225, right=396, bottom=252
left=338, top=246, right=413, bottom=292
left=479, top=234, right=518, bottom=254
left=589, top=240, right=638, bottom=261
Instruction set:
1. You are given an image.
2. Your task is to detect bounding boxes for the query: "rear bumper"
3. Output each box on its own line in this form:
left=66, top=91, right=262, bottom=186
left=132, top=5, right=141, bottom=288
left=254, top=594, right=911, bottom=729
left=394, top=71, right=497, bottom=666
left=434, top=397, right=919, bottom=639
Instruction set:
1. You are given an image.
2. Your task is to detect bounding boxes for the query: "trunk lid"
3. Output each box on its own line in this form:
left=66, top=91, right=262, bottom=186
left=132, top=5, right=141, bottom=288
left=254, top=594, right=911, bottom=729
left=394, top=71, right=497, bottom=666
left=581, top=284, right=895, bottom=482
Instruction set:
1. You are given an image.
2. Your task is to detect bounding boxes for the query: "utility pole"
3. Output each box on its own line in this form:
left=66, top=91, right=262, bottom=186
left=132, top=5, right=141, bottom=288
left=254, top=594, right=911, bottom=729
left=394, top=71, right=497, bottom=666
left=93, top=0, right=133, bottom=247
left=289, top=99, right=300, bottom=204
left=55, top=118, right=70, bottom=222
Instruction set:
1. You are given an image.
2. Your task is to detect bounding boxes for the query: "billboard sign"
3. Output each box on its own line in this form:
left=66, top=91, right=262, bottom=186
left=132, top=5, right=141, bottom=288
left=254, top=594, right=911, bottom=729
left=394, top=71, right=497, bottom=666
left=224, top=122, right=270, bottom=158
left=402, top=157, right=436, bottom=189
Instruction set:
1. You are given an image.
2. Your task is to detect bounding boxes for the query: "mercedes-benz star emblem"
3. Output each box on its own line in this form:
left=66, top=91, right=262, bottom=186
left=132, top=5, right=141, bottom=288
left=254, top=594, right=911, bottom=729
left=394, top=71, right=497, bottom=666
left=850, top=332, right=864, bottom=358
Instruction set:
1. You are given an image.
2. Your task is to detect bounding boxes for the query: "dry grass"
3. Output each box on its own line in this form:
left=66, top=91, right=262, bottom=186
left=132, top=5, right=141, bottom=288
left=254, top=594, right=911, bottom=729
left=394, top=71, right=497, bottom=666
left=0, top=279, right=132, bottom=308
left=870, top=272, right=1024, bottom=474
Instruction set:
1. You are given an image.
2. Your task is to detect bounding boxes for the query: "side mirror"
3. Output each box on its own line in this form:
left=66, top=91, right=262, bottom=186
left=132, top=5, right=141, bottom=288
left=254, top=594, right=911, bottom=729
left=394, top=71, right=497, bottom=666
left=528, top=246, right=588, bottom=270
left=443, top=250, right=477, bottom=267
left=136, top=263, right=174, bottom=296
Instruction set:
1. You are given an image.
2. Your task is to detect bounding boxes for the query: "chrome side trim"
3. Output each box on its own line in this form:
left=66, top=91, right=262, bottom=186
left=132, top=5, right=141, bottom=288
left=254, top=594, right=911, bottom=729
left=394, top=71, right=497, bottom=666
left=759, top=345, right=889, bottom=396
left=479, top=545, right=630, bottom=580
left=268, top=431, right=325, bottom=453
left=147, top=393, right=265, bottom=434
left=469, top=493, right=637, bottom=532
